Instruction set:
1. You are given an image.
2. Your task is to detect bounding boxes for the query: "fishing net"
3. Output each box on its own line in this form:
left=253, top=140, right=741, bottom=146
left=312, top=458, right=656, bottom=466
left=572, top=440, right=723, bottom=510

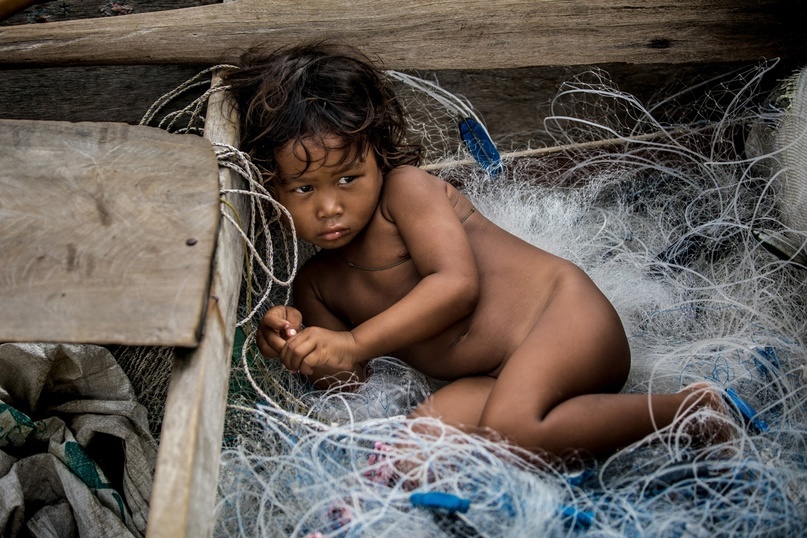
left=126, top=59, right=806, bottom=536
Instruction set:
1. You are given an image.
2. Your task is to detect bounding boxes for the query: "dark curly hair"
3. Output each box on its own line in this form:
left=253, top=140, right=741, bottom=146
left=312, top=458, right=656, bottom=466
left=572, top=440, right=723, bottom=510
left=222, top=42, right=422, bottom=183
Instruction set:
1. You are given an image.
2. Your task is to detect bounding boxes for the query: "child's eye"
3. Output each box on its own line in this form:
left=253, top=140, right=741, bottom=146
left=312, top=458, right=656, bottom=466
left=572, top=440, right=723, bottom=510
left=294, top=185, right=313, bottom=194
left=338, top=176, right=357, bottom=185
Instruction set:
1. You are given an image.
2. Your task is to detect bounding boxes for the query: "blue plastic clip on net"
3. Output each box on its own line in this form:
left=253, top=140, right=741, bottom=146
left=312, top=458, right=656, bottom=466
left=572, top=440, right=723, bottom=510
left=411, top=492, right=479, bottom=537
left=558, top=505, right=594, bottom=531
left=458, top=117, right=503, bottom=177
left=410, top=491, right=471, bottom=514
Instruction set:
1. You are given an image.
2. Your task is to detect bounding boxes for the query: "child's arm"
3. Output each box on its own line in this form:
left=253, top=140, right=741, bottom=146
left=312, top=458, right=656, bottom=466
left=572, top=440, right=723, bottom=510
left=353, top=167, right=480, bottom=353
left=278, top=167, right=479, bottom=376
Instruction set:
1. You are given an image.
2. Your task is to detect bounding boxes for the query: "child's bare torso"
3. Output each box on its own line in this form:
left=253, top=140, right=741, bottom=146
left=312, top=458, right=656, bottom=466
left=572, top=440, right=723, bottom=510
left=299, top=173, right=586, bottom=380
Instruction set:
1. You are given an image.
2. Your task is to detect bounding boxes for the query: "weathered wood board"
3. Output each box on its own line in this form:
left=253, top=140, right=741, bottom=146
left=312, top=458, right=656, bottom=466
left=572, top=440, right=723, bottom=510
left=0, top=119, right=220, bottom=346
left=0, top=0, right=805, bottom=69
left=146, top=74, right=243, bottom=538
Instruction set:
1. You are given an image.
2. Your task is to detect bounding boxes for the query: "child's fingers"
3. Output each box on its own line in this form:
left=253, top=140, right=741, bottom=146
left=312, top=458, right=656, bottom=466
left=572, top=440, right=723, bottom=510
left=256, top=323, right=285, bottom=359
left=256, top=306, right=307, bottom=358
left=279, top=333, right=318, bottom=374
left=266, top=309, right=304, bottom=339
left=284, top=308, right=304, bottom=332
left=262, top=307, right=293, bottom=331
left=279, top=338, right=305, bottom=373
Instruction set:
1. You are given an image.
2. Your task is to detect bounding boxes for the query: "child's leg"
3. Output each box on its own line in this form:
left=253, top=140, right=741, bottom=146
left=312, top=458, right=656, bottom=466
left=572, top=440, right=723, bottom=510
left=413, top=278, right=729, bottom=456
left=411, top=376, right=497, bottom=427
left=416, top=378, right=727, bottom=456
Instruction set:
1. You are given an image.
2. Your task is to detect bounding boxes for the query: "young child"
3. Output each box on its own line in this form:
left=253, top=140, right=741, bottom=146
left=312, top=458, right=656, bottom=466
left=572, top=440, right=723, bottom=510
left=224, top=43, right=729, bottom=458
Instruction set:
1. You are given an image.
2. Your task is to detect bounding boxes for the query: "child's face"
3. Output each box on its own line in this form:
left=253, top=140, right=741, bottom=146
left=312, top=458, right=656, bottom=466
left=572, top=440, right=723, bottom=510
left=274, top=136, right=383, bottom=250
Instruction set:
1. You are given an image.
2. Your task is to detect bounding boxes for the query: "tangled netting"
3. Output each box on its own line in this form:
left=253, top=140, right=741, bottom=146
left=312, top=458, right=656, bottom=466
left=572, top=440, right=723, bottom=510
left=142, top=59, right=807, bottom=536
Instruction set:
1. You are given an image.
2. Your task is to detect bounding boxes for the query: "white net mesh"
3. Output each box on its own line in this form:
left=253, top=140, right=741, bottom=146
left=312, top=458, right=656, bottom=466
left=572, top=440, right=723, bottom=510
left=773, top=66, right=807, bottom=234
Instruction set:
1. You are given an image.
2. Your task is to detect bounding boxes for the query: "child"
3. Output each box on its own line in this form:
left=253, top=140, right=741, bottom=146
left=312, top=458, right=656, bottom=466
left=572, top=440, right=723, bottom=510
left=224, top=43, right=729, bottom=457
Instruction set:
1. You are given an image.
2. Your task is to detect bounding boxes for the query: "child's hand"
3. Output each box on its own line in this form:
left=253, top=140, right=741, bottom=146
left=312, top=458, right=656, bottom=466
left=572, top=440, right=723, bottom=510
left=276, top=327, right=359, bottom=377
left=256, top=306, right=304, bottom=359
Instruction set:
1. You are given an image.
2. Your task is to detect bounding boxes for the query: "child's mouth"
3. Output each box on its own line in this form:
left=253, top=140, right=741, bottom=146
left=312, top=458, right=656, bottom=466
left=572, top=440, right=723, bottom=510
left=319, top=226, right=349, bottom=242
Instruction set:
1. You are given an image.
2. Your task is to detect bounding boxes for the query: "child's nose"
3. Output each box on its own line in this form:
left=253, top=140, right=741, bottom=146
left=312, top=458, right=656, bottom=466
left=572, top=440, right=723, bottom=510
left=317, top=194, right=343, bottom=219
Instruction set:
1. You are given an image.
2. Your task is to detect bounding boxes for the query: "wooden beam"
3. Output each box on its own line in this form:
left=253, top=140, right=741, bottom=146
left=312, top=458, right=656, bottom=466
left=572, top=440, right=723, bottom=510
left=0, top=0, right=804, bottom=69
left=146, top=75, right=243, bottom=538
left=0, top=119, right=220, bottom=347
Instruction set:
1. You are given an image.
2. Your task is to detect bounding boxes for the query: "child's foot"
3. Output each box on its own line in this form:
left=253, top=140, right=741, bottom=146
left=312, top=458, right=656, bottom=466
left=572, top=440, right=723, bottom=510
left=676, top=382, right=735, bottom=445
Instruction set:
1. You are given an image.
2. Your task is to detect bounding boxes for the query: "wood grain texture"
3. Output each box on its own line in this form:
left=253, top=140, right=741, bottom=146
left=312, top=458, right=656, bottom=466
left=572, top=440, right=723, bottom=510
left=0, top=119, right=220, bottom=346
left=0, top=0, right=804, bottom=68
left=146, top=76, right=243, bottom=538
left=0, top=0, right=220, bottom=25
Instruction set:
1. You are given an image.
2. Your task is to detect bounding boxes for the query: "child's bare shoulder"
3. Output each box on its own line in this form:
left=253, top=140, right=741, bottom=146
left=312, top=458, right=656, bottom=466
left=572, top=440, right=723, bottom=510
left=384, top=164, right=442, bottom=187
left=380, top=166, right=451, bottom=217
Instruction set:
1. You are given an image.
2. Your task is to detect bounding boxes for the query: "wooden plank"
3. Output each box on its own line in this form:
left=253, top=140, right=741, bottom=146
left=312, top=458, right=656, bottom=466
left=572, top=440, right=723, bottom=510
left=146, top=75, right=244, bottom=538
left=0, top=0, right=220, bottom=25
left=0, top=119, right=219, bottom=347
left=0, top=0, right=804, bottom=69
